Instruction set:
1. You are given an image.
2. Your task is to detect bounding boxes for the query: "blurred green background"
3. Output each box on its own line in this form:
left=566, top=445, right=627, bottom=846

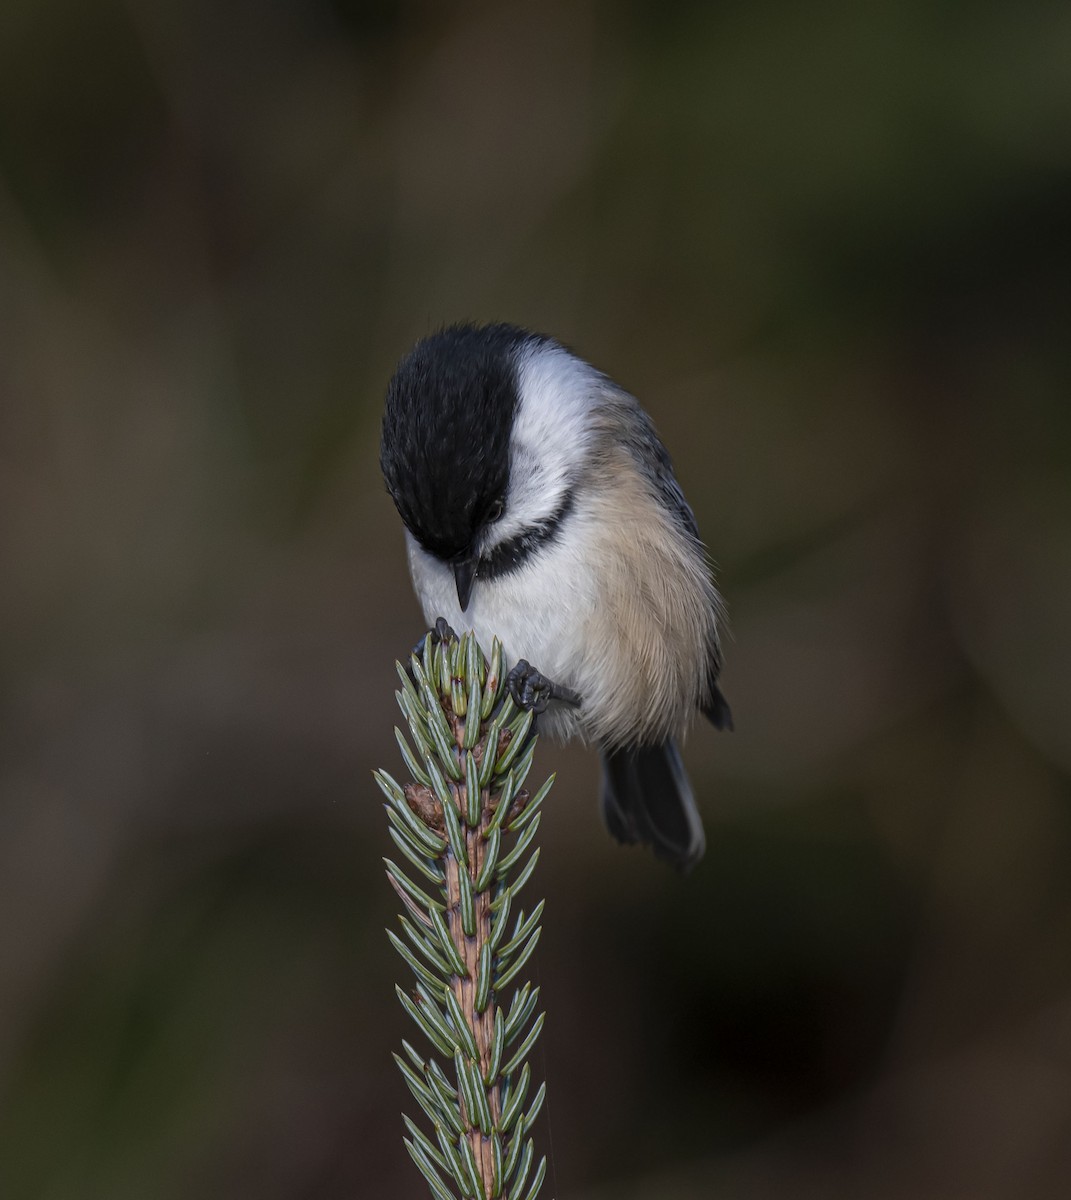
left=2, top=1, right=1070, bottom=1197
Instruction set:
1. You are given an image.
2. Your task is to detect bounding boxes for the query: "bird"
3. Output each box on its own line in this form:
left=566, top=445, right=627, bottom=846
left=379, top=322, right=731, bottom=870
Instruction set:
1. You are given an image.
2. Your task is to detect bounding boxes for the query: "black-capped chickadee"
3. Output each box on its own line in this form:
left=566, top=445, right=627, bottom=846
left=380, top=323, right=731, bottom=870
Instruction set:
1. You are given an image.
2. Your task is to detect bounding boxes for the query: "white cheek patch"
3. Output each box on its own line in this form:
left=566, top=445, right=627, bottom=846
left=504, top=341, right=598, bottom=531
left=483, top=445, right=541, bottom=551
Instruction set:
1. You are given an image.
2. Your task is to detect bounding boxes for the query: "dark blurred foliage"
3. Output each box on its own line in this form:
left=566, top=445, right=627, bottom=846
left=1, top=0, right=1070, bottom=1196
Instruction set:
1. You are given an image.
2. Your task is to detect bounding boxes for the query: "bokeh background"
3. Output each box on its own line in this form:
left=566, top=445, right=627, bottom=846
left=2, top=1, right=1071, bottom=1197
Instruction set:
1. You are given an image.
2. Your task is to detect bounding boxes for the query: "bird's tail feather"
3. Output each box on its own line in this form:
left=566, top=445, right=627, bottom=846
left=600, top=740, right=706, bottom=872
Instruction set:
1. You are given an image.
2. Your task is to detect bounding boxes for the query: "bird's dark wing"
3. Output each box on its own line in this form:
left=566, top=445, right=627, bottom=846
left=622, top=404, right=704, bottom=543
left=618, top=396, right=732, bottom=728
left=702, top=679, right=733, bottom=731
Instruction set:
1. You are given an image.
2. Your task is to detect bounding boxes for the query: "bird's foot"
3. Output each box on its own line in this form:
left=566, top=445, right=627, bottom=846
left=428, top=617, right=459, bottom=646
left=407, top=618, right=459, bottom=678
left=506, top=659, right=582, bottom=715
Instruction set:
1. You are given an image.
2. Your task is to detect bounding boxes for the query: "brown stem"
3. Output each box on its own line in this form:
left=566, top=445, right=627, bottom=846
left=443, top=733, right=500, bottom=1199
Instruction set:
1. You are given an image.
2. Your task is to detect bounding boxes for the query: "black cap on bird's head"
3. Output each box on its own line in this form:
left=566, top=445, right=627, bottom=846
left=380, top=323, right=538, bottom=601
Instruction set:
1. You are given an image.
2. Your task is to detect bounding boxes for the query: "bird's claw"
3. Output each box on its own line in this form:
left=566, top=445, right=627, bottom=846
left=429, top=617, right=458, bottom=645
left=507, top=659, right=582, bottom=714
left=407, top=618, right=459, bottom=679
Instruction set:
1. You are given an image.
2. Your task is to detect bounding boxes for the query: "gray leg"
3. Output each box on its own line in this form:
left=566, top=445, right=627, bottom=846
left=506, top=659, right=582, bottom=714
left=407, top=618, right=459, bottom=680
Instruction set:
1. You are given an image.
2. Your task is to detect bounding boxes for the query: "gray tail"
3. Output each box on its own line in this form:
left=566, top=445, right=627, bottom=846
left=600, top=741, right=706, bottom=872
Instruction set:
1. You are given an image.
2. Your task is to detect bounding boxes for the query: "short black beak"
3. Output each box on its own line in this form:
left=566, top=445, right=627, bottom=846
left=452, top=556, right=477, bottom=612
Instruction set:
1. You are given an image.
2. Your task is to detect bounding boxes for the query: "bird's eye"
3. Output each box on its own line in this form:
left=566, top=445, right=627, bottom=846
left=486, top=499, right=504, bottom=523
